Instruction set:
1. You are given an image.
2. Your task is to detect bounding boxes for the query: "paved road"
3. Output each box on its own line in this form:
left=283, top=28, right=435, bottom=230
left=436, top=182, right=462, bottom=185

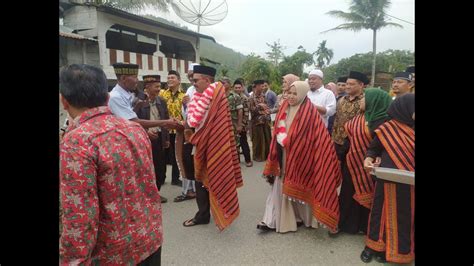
left=158, top=157, right=403, bottom=265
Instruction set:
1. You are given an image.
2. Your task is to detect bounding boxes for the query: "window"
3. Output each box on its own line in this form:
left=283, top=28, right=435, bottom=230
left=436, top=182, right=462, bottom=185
left=106, top=24, right=157, bottom=55
left=158, top=34, right=196, bottom=61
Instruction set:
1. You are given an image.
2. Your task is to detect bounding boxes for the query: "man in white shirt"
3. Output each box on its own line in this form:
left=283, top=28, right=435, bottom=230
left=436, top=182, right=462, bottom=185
left=306, top=69, right=337, bottom=127
left=174, top=63, right=199, bottom=203
left=108, top=62, right=180, bottom=129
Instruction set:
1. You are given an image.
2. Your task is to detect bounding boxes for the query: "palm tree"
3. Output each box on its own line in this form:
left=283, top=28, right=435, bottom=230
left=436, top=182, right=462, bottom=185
left=314, top=40, right=334, bottom=68
left=323, top=0, right=402, bottom=86
left=94, top=0, right=171, bottom=13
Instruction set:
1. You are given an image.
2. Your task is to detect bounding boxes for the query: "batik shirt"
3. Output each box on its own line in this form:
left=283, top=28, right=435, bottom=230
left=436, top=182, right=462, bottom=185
left=160, top=87, right=185, bottom=133
left=60, top=106, right=162, bottom=265
left=249, top=92, right=270, bottom=126
left=332, top=94, right=364, bottom=145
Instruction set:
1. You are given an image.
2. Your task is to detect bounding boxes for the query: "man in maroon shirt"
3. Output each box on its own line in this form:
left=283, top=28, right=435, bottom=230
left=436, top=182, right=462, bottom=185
left=59, top=64, right=163, bottom=265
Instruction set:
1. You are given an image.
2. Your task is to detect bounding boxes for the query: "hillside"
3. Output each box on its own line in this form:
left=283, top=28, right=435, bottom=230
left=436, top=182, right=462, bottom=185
left=143, top=15, right=247, bottom=80
left=199, top=38, right=247, bottom=80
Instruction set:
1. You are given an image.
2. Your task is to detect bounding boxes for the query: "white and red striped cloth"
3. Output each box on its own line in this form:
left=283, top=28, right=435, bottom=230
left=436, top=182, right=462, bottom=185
left=186, top=82, right=219, bottom=128
left=275, top=111, right=289, bottom=147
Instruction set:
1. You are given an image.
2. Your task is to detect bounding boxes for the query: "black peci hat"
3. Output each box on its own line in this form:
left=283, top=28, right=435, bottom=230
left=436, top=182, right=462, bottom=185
left=337, top=76, right=348, bottom=83
left=394, top=72, right=414, bottom=82
left=348, top=71, right=369, bottom=85
left=193, top=65, right=216, bottom=77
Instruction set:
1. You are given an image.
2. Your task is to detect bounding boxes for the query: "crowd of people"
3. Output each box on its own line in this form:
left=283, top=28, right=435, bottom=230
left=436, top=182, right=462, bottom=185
left=59, top=62, right=415, bottom=265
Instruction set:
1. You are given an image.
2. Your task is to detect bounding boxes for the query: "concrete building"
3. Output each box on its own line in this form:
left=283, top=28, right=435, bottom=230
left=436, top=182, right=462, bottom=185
left=59, top=0, right=215, bottom=84
left=59, top=0, right=216, bottom=126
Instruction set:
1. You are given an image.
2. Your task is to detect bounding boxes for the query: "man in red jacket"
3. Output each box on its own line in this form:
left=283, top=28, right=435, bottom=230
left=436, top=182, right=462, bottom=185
left=60, top=64, right=164, bottom=265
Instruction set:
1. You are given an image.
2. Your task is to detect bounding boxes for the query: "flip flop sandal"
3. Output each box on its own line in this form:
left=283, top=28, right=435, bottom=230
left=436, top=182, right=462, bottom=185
left=174, top=195, right=190, bottom=202
left=183, top=218, right=200, bottom=227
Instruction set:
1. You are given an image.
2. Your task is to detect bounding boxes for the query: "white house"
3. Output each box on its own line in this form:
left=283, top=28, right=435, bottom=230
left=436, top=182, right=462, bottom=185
left=59, top=0, right=216, bottom=84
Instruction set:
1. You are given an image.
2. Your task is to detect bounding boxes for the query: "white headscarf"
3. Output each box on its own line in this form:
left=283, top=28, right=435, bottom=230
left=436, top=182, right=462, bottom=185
left=287, top=81, right=310, bottom=130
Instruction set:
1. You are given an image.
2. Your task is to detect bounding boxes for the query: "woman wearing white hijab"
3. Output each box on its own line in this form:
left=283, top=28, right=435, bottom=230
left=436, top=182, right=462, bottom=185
left=258, top=81, right=342, bottom=233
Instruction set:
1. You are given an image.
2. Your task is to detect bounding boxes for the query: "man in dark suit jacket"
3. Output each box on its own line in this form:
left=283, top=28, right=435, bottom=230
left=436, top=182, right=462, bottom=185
left=135, top=75, right=170, bottom=203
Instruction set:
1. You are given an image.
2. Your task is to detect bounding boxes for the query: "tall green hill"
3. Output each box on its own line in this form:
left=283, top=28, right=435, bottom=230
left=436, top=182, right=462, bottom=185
left=143, top=15, right=247, bottom=80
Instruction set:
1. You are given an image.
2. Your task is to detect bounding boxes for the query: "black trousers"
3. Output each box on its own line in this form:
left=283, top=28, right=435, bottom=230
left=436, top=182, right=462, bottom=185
left=137, top=247, right=161, bottom=266
left=182, top=142, right=209, bottom=223
left=335, top=143, right=370, bottom=234
left=182, top=143, right=195, bottom=180
left=166, top=133, right=180, bottom=183
left=239, top=130, right=251, bottom=163
left=151, top=134, right=166, bottom=190
left=193, top=181, right=210, bottom=223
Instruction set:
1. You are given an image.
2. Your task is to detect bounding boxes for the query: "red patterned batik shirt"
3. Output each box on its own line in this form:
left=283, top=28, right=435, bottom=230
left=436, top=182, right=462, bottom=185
left=60, top=106, right=162, bottom=265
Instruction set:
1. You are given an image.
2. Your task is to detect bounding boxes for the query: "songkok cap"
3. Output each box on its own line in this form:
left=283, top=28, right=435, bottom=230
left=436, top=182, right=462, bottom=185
left=253, top=79, right=265, bottom=85
left=405, top=66, right=415, bottom=74
left=193, top=65, right=216, bottom=77
left=143, top=75, right=161, bottom=84
left=348, top=71, right=370, bottom=85
left=309, top=69, right=324, bottom=79
left=337, top=76, right=348, bottom=83
left=188, top=63, right=199, bottom=72
left=394, top=72, right=414, bottom=82
left=113, top=63, right=139, bottom=75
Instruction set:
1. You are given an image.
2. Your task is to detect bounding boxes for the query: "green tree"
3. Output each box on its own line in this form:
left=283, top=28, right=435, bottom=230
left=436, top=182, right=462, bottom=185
left=314, top=40, right=334, bottom=68
left=322, top=49, right=414, bottom=89
left=94, top=0, right=171, bottom=13
left=220, top=66, right=229, bottom=77
left=239, top=54, right=274, bottom=85
left=278, top=49, right=314, bottom=78
left=324, top=0, right=403, bottom=86
left=265, top=39, right=285, bottom=66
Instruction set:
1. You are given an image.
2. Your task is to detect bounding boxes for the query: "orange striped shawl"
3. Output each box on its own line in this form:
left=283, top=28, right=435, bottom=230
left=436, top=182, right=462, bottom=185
left=371, top=120, right=415, bottom=263
left=189, top=82, right=243, bottom=231
left=375, top=120, right=415, bottom=171
left=344, top=114, right=375, bottom=209
left=264, top=98, right=342, bottom=231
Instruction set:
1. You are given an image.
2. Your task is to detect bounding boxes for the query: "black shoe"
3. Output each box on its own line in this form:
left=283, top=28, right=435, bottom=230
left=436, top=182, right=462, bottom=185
left=360, top=249, right=374, bottom=263
left=296, top=221, right=304, bottom=227
left=171, top=180, right=183, bottom=186
left=328, top=229, right=341, bottom=238
left=160, top=196, right=168, bottom=203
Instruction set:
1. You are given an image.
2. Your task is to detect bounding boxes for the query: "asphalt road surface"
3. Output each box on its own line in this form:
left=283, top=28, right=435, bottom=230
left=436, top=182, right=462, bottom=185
left=158, top=156, right=408, bottom=266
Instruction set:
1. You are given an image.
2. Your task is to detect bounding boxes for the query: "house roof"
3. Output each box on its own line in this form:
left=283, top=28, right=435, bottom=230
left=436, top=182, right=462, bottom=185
left=95, top=5, right=216, bottom=43
left=59, top=31, right=98, bottom=42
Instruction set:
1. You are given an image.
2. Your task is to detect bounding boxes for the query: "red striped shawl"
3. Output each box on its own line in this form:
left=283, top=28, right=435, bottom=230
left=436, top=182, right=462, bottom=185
left=189, top=82, right=243, bottom=231
left=264, top=98, right=342, bottom=231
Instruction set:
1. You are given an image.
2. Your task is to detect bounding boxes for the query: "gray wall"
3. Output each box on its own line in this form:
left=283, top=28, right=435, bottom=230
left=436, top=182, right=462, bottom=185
left=59, top=38, right=100, bottom=67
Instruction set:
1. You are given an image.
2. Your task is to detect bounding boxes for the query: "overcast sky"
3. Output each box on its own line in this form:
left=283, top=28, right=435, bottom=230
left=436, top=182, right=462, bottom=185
left=144, top=0, right=414, bottom=65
